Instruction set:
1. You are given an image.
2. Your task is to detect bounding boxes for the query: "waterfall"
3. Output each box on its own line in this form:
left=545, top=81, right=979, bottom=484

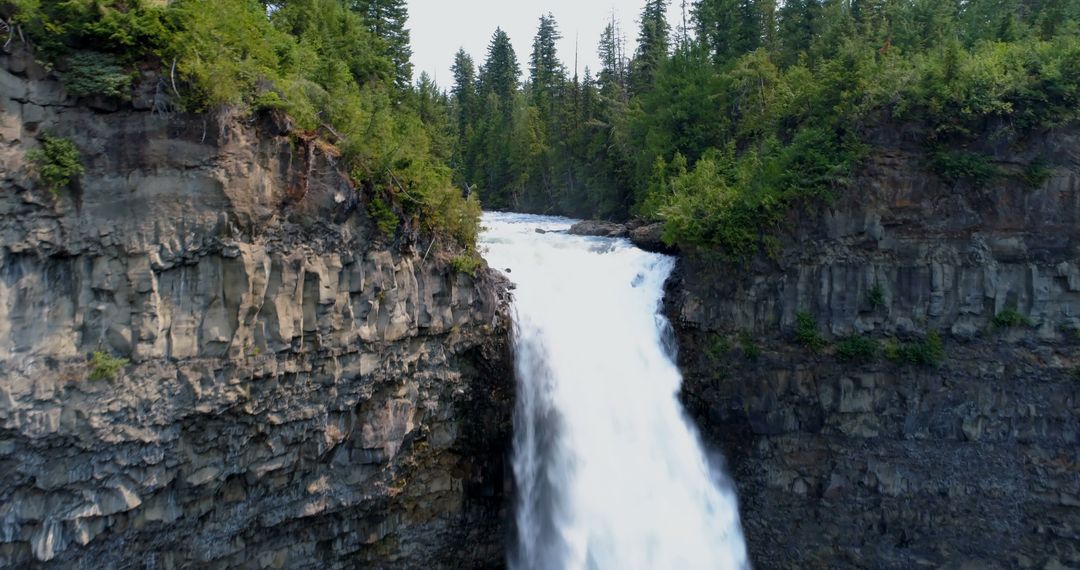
left=480, top=213, right=749, bottom=570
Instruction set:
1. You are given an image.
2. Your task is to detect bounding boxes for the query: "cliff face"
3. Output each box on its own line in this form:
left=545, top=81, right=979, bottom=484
left=667, top=130, right=1080, bottom=569
left=0, top=50, right=513, bottom=568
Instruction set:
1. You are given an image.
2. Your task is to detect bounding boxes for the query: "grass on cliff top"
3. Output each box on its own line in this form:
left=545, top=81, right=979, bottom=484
left=4, top=0, right=480, bottom=248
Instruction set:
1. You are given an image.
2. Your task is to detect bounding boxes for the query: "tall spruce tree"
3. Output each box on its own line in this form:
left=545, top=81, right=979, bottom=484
left=451, top=49, right=477, bottom=138
left=777, top=0, right=822, bottom=64
left=480, top=28, right=521, bottom=113
left=348, top=0, right=413, bottom=90
left=529, top=13, right=565, bottom=109
left=631, top=0, right=670, bottom=94
left=693, top=0, right=763, bottom=65
left=597, top=18, right=629, bottom=95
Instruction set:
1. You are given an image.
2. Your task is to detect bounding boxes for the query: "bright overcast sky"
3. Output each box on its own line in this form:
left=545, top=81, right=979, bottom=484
left=407, top=0, right=684, bottom=88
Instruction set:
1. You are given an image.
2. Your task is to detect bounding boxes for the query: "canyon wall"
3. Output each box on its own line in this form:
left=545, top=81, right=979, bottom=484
left=0, top=49, right=512, bottom=568
left=668, top=130, right=1080, bottom=569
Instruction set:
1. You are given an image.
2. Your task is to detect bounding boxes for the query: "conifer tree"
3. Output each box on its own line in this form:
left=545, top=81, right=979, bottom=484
left=348, top=0, right=413, bottom=90
left=530, top=13, right=565, bottom=109
left=631, top=0, right=670, bottom=94
left=451, top=49, right=477, bottom=138
left=480, top=28, right=521, bottom=113
left=597, top=17, right=629, bottom=97
left=693, top=0, right=763, bottom=65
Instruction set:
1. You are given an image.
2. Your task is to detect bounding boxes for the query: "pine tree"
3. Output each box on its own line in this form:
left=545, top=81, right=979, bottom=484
left=597, top=16, right=629, bottom=96
left=777, top=0, right=822, bottom=64
left=529, top=13, right=565, bottom=109
left=631, top=0, right=670, bottom=94
left=693, top=0, right=762, bottom=65
left=347, top=0, right=413, bottom=90
left=451, top=49, right=477, bottom=139
left=480, top=28, right=521, bottom=113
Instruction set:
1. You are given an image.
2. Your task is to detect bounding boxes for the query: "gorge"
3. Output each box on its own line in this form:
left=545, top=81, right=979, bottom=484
left=1, top=0, right=1080, bottom=567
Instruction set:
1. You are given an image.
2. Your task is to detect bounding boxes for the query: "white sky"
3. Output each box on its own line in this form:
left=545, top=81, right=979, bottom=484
left=406, top=0, right=685, bottom=88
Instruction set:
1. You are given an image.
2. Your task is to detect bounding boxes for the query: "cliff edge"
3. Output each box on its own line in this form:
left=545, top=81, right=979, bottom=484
left=0, top=49, right=513, bottom=568
left=668, top=129, right=1080, bottom=569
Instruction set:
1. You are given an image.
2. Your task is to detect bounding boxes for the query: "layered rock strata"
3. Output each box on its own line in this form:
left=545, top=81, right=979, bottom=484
left=668, top=132, right=1080, bottom=569
left=0, top=49, right=512, bottom=569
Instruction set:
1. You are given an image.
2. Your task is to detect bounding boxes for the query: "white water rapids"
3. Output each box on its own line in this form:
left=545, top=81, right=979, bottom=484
left=480, top=212, right=749, bottom=570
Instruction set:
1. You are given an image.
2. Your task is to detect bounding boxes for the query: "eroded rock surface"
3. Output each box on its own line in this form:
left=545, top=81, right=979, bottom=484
left=0, top=51, right=512, bottom=568
left=667, top=136, right=1080, bottom=569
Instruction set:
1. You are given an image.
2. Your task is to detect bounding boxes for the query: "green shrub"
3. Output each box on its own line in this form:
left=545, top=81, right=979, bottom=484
left=738, top=332, right=760, bottom=361
left=9, top=0, right=482, bottom=251
left=795, top=311, right=827, bottom=353
left=367, top=195, right=398, bottom=236
left=885, top=332, right=945, bottom=366
left=88, top=351, right=129, bottom=381
left=62, top=51, right=132, bottom=99
left=836, top=335, right=879, bottom=363
left=450, top=251, right=483, bottom=277
left=27, top=134, right=84, bottom=195
left=706, top=334, right=732, bottom=363
left=993, top=308, right=1033, bottom=328
left=252, top=90, right=288, bottom=112
left=1021, top=159, right=1053, bottom=189
left=866, top=284, right=885, bottom=310
left=927, top=148, right=999, bottom=186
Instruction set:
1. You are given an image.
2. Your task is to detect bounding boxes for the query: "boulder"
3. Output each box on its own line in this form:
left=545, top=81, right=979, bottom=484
left=568, top=220, right=628, bottom=238
left=630, top=223, right=677, bottom=254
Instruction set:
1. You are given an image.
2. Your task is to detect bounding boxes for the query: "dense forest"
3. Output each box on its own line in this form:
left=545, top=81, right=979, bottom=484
left=1, top=0, right=481, bottom=257
left=4, top=1, right=1080, bottom=262
left=450, top=0, right=1080, bottom=259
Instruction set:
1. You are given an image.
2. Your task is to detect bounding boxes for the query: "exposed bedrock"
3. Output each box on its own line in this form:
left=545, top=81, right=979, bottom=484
left=0, top=50, right=513, bottom=568
left=667, top=131, right=1080, bottom=569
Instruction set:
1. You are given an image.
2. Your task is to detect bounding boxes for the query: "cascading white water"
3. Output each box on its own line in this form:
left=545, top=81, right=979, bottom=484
left=480, top=212, right=749, bottom=570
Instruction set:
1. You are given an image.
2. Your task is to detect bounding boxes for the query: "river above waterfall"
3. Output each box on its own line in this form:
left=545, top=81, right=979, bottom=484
left=479, top=212, right=749, bottom=570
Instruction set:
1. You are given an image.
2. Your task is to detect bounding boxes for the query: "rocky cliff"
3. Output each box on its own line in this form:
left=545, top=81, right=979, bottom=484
left=667, top=130, right=1080, bottom=569
left=0, top=49, right=513, bottom=568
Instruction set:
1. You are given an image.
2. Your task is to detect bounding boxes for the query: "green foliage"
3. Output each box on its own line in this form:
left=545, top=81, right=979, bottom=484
left=62, top=51, right=132, bottom=98
left=795, top=310, right=826, bottom=353
left=738, top=331, right=761, bottom=360
left=347, top=0, right=413, bottom=90
left=885, top=332, right=945, bottom=367
left=926, top=148, right=999, bottom=186
left=705, top=334, right=732, bottom=363
left=88, top=350, right=129, bottom=381
left=835, top=335, right=879, bottom=363
left=450, top=250, right=483, bottom=277
left=367, top=195, right=398, bottom=236
left=27, top=134, right=83, bottom=195
left=11, top=0, right=479, bottom=248
left=1021, top=159, right=1053, bottom=189
left=993, top=308, right=1033, bottom=329
left=866, top=284, right=886, bottom=309
left=12, top=0, right=179, bottom=64
left=444, top=1, right=1080, bottom=259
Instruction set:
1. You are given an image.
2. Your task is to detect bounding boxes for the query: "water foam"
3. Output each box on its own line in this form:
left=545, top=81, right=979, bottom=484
left=480, top=212, right=749, bottom=570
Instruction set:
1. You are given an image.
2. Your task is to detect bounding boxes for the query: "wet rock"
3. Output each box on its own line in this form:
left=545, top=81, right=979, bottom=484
left=630, top=223, right=677, bottom=254
left=568, top=220, right=628, bottom=238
